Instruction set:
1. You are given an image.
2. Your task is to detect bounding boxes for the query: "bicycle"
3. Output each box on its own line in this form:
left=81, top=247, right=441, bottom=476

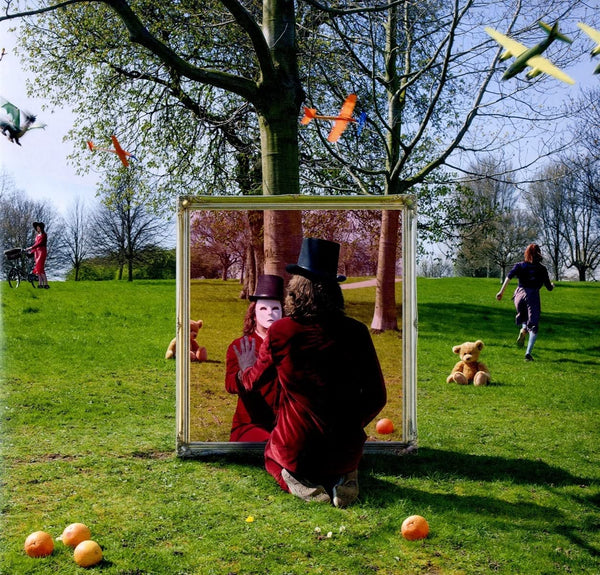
left=4, top=248, right=38, bottom=288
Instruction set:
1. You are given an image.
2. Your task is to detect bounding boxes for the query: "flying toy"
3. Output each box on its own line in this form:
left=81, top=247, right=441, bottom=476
left=485, top=21, right=575, bottom=85
left=0, top=96, right=46, bottom=145
left=300, top=93, right=367, bottom=143
left=578, top=22, right=600, bottom=74
left=87, top=135, right=136, bottom=167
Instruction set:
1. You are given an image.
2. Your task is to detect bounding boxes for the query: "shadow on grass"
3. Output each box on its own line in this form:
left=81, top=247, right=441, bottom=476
left=183, top=447, right=593, bottom=491
left=362, top=448, right=600, bottom=557
left=418, top=302, right=593, bottom=339
left=364, top=474, right=600, bottom=558
left=363, top=447, right=592, bottom=486
left=178, top=450, right=599, bottom=557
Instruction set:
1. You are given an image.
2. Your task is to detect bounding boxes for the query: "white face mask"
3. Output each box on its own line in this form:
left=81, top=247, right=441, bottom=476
left=255, top=299, right=282, bottom=335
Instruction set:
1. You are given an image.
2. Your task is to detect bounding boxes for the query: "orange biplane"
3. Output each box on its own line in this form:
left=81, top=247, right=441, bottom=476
left=87, top=135, right=136, bottom=167
left=301, top=94, right=367, bottom=143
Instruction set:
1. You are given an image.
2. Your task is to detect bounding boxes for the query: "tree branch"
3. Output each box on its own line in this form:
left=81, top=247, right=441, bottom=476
left=300, top=0, right=405, bottom=16
left=103, top=0, right=259, bottom=100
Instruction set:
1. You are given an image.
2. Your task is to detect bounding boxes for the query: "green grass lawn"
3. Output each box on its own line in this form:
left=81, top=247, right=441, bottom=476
left=1, top=278, right=599, bottom=574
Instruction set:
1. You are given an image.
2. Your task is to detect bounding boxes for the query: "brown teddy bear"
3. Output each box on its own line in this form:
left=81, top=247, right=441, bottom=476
left=446, top=340, right=490, bottom=386
left=165, top=319, right=208, bottom=362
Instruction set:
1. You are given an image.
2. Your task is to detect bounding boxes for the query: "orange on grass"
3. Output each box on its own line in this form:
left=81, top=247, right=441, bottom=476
left=73, top=540, right=103, bottom=567
left=24, top=531, right=54, bottom=558
left=60, top=523, right=92, bottom=547
left=375, top=418, right=394, bottom=434
left=401, top=515, right=429, bottom=541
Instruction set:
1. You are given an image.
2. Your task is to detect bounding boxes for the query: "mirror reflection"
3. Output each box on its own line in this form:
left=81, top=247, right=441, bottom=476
left=186, top=208, right=405, bottom=445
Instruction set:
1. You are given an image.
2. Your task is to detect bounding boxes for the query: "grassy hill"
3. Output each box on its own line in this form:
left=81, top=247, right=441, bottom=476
left=1, top=278, right=598, bottom=574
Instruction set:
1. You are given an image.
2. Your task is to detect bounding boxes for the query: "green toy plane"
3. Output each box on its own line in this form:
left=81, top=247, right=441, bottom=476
left=578, top=22, right=600, bottom=74
left=0, top=96, right=46, bottom=145
left=485, top=21, right=575, bottom=85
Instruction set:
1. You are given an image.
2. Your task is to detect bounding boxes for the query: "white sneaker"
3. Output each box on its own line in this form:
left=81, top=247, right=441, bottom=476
left=281, top=469, right=331, bottom=503
left=333, top=469, right=359, bottom=508
left=516, top=328, right=527, bottom=348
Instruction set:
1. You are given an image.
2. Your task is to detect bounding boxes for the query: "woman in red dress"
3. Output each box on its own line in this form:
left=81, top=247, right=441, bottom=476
left=225, top=275, right=284, bottom=442
left=235, top=238, right=387, bottom=507
left=27, top=221, right=49, bottom=289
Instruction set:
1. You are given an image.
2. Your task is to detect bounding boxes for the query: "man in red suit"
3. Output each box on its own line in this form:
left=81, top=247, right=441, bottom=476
left=234, top=238, right=386, bottom=507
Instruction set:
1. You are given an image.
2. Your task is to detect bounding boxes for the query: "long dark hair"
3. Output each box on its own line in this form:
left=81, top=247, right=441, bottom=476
left=524, top=244, right=542, bottom=264
left=242, top=301, right=257, bottom=336
left=284, top=275, right=344, bottom=321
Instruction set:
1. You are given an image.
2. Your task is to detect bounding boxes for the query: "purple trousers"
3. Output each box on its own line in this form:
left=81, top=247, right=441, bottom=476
left=513, top=286, right=541, bottom=334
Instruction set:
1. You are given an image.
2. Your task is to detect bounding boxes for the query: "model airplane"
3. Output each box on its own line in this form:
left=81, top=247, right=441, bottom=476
left=301, top=94, right=367, bottom=143
left=87, top=135, right=136, bottom=167
left=578, top=22, right=600, bottom=74
left=0, top=96, right=46, bottom=145
left=485, top=21, right=575, bottom=85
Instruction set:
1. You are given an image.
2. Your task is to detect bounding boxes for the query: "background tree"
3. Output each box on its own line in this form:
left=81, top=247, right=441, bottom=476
left=92, top=169, right=172, bottom=281
left=573, top=87, right=600, bottom=186
left=62, top=196, right=92, bottom=281
left=454, top=157, right=536, bottom=277
left=190, top=210, right=249, bottom=281
left=0, top=175, right=64, bottom=277
left=526, top=165, right=569, bottom=281
left=559, top=156, right=600, bottom=281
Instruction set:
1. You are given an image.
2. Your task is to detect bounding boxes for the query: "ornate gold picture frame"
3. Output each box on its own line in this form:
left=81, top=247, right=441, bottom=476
left=175, top=195, right=417, bottom=457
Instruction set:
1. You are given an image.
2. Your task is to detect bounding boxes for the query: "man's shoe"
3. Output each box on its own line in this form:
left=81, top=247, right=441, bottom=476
left=525, top=353, right=534, bottom=361
left=281, top=469, right=330, bottom=503
left=333, top=469, right=359, bottom=508
left=516, top=328, right=527, bottom=348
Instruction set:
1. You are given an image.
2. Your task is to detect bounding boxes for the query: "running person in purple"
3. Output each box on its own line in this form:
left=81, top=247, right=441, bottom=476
left=496, top=244, right=554, bottom=361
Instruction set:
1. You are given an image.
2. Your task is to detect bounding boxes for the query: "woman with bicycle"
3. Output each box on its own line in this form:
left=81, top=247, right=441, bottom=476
left=27, top=221, right=49, bottom=289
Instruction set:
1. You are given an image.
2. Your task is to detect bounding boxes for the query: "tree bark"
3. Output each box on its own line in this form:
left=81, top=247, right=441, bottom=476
left=371, top=210, right=400, bottom=332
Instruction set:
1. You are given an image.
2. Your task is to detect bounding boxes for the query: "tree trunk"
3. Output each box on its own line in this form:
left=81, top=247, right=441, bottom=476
left=258, top=0, right=304, bottom=279
left=257, top=104, right=303, bottom=279
left=242, top=210, right=265, bottom=298
left=371, top=210, right=400, bottom=332
left=371, top=3, right=402, bottom=332
left=264, top=210, right=302, bottom=280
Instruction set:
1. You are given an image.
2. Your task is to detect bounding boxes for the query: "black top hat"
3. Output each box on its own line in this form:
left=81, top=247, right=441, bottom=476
left=32, top=222, right=45, bottom=231
left=286, top=238, right=346, bottom=283
left=249, top=274, right=284, bottom=301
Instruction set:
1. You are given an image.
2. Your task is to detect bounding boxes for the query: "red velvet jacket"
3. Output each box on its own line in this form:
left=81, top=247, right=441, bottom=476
left=240, top=315, right=386, bottom=477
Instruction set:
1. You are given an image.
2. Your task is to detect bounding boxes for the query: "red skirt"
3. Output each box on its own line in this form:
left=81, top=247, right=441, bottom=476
left=32, top=247, right=47, bottom=275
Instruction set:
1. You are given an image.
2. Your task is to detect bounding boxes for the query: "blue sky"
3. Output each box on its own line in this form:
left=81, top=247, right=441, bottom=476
left=0, top=26, right=99, bottom=215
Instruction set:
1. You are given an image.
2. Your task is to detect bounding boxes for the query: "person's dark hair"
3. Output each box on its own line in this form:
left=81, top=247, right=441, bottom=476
left=243, top=301, right=257, bottom=336
left=524, top=243, right=542, bottom=264
left=284, top=275, right=344, bottom=321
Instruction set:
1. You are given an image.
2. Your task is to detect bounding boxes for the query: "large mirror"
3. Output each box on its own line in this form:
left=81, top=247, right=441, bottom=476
left=176, top=195, right=417, bottom=457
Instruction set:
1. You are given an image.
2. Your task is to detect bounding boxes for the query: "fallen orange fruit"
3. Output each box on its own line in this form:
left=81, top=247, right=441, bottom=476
left=59, top=523, right=92, bottom=547
left=376, top=418, right=394, bottom=434
left=73, top=540, right=103, bottom=567
left=401, top=515, right=429, bottom=540
left=24, top=531, right=54, bottom=558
